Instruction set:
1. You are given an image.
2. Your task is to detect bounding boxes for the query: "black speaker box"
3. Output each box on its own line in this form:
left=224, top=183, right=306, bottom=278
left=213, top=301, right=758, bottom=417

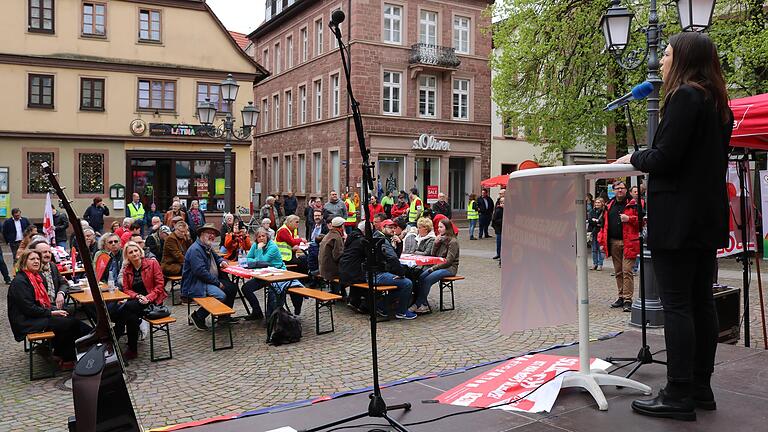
left=713, top=286, right=740, bottom=344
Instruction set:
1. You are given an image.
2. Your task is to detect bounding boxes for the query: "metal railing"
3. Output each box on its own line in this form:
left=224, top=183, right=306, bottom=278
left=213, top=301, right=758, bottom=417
left=409, top=43, right=461, bottom=68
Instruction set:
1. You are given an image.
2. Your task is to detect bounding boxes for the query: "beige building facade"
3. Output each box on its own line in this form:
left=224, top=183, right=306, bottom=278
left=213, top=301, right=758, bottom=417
left=0, top=0, right=266, bottom=222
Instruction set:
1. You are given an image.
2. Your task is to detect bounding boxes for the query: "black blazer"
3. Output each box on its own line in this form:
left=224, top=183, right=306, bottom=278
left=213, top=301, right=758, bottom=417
left=631, top=85, right=733, bottom=250
left=7, top=272, right=52, bottom=342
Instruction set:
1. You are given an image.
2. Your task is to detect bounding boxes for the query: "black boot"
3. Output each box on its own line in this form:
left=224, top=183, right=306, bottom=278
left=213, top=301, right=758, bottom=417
left=632, top=385, right=696, bottom=421
left=693, top=373, right=716, bottom=410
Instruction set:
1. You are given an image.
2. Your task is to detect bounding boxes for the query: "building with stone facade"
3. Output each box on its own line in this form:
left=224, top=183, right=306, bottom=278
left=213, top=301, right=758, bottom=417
left=0, top=0, right=267, bottom=221
left=250, top=0, right=492, bottom=216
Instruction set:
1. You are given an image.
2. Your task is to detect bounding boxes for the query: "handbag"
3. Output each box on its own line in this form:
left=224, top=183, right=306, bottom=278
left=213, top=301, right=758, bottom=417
left=144, top=303, right=171, bottom=320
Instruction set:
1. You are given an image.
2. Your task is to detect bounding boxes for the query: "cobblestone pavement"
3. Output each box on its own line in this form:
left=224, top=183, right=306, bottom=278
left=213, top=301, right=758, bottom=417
left=0, top=238, right=765, bottom=431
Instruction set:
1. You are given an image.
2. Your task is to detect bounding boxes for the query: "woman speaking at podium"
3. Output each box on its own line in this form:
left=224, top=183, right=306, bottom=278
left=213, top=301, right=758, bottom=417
left=616, top=32, right=733, bottom=421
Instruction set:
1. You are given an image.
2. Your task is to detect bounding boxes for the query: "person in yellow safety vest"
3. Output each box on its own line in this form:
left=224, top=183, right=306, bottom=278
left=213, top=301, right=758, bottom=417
left=407, top=187, right=423, bottom=226
left=126, top=192, right=146, bottom=236
left=467, top=193, right=479, bottom=240
left=272, top=215, right=308, bottom=315
left=344, top=194, right=357, bottom=235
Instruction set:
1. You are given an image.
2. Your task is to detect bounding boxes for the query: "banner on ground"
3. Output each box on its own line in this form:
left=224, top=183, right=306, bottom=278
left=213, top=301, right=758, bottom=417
left=435, top=354, right=611, bottom=413
left=718, top=162, right=756, bottom=258
left=761, top=170, right=768, bottom=259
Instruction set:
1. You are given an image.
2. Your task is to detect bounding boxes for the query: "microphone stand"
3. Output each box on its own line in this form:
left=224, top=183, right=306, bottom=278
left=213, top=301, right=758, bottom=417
left=606, top=105, right=666, bottom=377
left=300, top=14, right=411, bottom=432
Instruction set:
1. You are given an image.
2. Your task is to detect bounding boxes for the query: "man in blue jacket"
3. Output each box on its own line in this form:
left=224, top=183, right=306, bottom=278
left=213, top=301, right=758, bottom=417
left=3, top=208, right=30, bottom=264
left=182, top=223, right=239, bottom=330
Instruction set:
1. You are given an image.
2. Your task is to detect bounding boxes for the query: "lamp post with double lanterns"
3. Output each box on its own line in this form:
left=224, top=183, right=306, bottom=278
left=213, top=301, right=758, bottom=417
left=196, top=73, right=259, bottom=213
left=599, top=0, right=716, bottom=328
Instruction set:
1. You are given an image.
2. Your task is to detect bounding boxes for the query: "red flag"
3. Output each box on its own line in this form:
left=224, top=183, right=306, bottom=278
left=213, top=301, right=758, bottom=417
left=71, top=246, right=77, bottom=271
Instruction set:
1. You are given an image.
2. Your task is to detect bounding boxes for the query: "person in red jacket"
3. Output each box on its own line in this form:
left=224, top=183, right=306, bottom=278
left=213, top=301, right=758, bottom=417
left=117, top=241, right=167, bottom=359
left=223, top=221, right=252, bottom=260
left=597, top=181, right=641, bottom=312
left=368, top=196, right=384, bottom=218
left=390, top=193, right=409, bottom=220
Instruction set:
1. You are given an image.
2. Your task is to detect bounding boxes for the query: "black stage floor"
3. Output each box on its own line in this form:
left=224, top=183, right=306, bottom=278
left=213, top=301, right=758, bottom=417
left=183, top=331, right=768, bottom=432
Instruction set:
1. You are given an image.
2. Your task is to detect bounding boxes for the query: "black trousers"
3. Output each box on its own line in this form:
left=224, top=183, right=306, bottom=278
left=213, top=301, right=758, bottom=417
left=47, top=316, right=88, bottom=361
left=9, top=241, right=20, bottom=264
left=478, top=215, right=491, bottom=238
left=652, top=248, right=719, bottom=383
left=0, top=244, right=10, bottom=282
left=113, top=299, right=148, bottom=352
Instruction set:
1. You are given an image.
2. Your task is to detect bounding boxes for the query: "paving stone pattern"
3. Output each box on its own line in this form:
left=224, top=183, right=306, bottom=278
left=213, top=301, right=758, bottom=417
left=0, top=238, right=764, bottom=431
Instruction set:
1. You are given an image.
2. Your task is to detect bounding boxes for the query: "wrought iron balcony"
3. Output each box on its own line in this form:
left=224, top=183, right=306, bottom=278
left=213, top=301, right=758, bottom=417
left=409, top=43, right=461, bottom=69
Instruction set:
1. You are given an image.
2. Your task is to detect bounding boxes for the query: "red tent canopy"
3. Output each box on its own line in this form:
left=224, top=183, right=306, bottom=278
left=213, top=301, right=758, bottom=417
left=730, top=93, right=768, bottom=150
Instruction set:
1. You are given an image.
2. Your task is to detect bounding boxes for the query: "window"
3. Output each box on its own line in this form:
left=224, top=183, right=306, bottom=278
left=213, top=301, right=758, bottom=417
left=262, top=48, right=269, bottom=71
left=501, top=163, right=518, bottom=175
left=299, top=85, right=307, bottom=124
left=274, top=42, right=281, bottom=74
left=28, top=74, right=54, bottom=108
left=261, top=158, right=268, bottom=189
left=285, top=90, right=293, bottom=127
left=313, top=152, right=322, bottom=193
left=82, top=2, right=106, bottom=37
left=80, top=77, right=105, bottom=111
left=285, top=155, right=292, bottom=191
left=331, top=8, right=340, bottom=49
left=298, top=153, right=306, bottom=193
left=262, top=99, right=269, bottom=132
left=419, top=10, right=437, bottom=45
left=314, top=79, right=322, bottom=120
left=329, top=150, right=340, bottom=193
left=453, top=78, right=469, bottom=120
left=272, top=156, right=280, bottom=192
left=273, top=94, right=280, bottom=129
left=138, top=9, right=161, bottom=42
left=382, top=71, right=401, bottom=115
left=27, top=151, right=54, bottom=194
left=502, top=115, right=517, bottom=137
left=197, top=82, right=229, bottom=113
left=300, top=27, right=308, bottom=62
left=331, top=73, right=340, bottom=117
left=418, top=75, right=436, bottom=118
left=28, top=0, right=54, bottom=33
left=315, top=19, right=323, bottom=55
left=138, top=79, right=175, bottom=111
left=453, top=16, right=470, bottom=54
left=286, top=35, right=293, bottom=68
left=383, top=3, right=401, bottom=44
left=78, top=152, right=104, bottom=194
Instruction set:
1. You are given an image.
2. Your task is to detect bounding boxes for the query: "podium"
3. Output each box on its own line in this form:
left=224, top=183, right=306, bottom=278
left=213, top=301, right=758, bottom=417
left=502, top=164, right=651, bottom=410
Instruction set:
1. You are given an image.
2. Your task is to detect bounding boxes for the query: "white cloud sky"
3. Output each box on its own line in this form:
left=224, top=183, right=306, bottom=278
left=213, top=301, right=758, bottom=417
left=207, top=0, right=266, bottom=34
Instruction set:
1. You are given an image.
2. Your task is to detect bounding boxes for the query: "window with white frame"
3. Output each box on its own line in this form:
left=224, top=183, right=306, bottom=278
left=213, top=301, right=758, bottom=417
left=273, top=94, right=280, bottom=129
left=383, top=3, right=401, bottom=44
left=262, top=99, right=269, bottom=132
left=262, top=48, right=269, bottom=71
left=315, top=18, right=323, bottom=55
left=331, top=73, right=340, bottom=117
left=313, top=152, right=322, bottom=193
left=419, top=10, right=437, bottom=45
left=453, top=16, right=470, bottom=54
left=285, top=90, right=293, bottom=127
left=418, top=75, right=437, bottom=118
left=453, top=78, right=469, bottom=120
left=382, top=71, right=401, bottom=115
left=329, top=150, right=340, bottom=193
left=331, top=8, right=340, bottom=49
left=298, top=153, right=306, bottom=193
left=314, top=79, right=322, bottom=120
left=285, top=154, right=292, bottom=191
left=300, top=27, right=308, bottom=62
left=286, top=35, right=294, bottom=68
left=272, top=156, right=280, bottom=192
left=274, top=42, right=281, bottom=74
left=299, top=85, right=307, bottom=124
left=261, top=158, right=268, bottom=190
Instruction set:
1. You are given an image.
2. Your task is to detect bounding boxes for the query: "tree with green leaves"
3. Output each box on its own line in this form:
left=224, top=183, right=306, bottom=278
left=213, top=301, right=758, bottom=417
left=491, top=0, right=768, bottom=164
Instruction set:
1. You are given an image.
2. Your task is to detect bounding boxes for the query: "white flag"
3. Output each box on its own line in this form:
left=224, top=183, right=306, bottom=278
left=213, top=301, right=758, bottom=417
left=43, top=193, right=55, bottom=243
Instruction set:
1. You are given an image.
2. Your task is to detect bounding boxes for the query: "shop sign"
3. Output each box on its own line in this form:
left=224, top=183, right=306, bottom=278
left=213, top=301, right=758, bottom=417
left=413, top=134, right=450, bottom=151
left=149, top=123, right=213, bottom=137
left=427, top=185, right=439, bottom=204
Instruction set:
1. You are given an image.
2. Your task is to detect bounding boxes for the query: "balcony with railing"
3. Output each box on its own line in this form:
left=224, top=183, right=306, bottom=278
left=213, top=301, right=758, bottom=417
left=409, top=43, right=461, bottom=70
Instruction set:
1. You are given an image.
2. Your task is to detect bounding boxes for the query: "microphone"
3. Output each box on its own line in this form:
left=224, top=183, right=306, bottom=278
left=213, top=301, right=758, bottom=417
left=330, top=10, right=346, bottom=27
left=603, top=81, right=654, bottom=111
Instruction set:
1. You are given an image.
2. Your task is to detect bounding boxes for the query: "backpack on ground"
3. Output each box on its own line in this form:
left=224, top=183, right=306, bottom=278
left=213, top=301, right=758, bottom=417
left=266, top=306, right=302, bottom=345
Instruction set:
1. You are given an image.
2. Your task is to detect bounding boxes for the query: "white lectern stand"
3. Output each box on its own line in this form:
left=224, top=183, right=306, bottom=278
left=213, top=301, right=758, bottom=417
left=505, top=164, right=651, bottom=410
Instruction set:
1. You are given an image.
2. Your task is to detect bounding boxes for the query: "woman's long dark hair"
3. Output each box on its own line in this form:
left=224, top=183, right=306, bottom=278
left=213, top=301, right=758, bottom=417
left=663, top=32, right=730, bottom=123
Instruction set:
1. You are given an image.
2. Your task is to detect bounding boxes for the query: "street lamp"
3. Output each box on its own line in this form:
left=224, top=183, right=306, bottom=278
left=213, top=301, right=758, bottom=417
left=600, top=0, right=716, bottom=327
left=196, top=73, right=259, bottom=213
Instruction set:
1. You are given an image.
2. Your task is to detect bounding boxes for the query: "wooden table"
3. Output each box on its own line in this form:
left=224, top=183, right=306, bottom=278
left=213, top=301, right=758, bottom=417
left=222, top=266, right=308, bottom=316
left=60, top=267, right=86, bottom=278
left=69, top=289, right=130, bottom=305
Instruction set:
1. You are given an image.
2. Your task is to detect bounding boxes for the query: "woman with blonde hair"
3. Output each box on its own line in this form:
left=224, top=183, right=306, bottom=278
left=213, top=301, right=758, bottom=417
left=412, top=217, right=436, bottom=256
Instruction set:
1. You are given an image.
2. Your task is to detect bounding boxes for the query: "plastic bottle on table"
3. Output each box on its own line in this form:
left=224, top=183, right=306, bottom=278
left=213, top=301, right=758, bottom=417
left=107, top=274, right=116, bottom=293
left=238, top=248, right=247, bottom=267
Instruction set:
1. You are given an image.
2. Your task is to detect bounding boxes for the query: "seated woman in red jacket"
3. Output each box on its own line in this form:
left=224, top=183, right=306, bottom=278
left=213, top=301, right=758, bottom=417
left=116, top=241, right=167, bottom=359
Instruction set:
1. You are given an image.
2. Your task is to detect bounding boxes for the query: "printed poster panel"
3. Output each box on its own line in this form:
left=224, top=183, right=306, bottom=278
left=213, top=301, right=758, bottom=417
left=501, top=174, right=577, bottom=333
left=0, top=194, right=9, bottom=217
left=717, top=162, right=756, bottom=258
left=426, top=185, right=439, bottom=204
left=176, top=179, right=189, bottom=196
left=215, top=178, right=226, bottom=195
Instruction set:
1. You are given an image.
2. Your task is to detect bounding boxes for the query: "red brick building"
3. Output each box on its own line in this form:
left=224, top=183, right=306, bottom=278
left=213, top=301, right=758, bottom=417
left=249, top=0, right=492, bottom=216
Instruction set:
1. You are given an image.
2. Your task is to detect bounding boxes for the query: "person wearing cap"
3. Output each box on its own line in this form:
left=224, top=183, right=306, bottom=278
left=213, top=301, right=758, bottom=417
left=319, top=217, right=347, bottom=297
left=146, top=225, right=170, bottom=262
left=308, top=209, right=329, bottom=243
left=369, top=220, right=418, bottom=320
left=380, top=219, right=402, bottom=256
left=181, top=223, right=239, bottom=330
left=223, top=221, right=252, bottom=261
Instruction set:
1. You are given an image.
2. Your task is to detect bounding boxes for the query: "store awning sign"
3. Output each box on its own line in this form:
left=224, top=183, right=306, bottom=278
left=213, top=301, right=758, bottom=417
left=149, top=123, right=213, bottom=136
left=413, top=134, right=450, bottom=151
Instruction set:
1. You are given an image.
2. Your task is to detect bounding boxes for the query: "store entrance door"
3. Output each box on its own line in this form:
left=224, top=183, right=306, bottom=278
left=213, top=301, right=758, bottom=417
left=131, top=159, right=172, bottom=210
left=449, top=158, right=466, bottom=211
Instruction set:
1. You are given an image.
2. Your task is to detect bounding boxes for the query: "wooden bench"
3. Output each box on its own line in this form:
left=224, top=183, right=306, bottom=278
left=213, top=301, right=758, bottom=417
left=351, top=283, right=400, bottom=321
left=166, top=275, right=182, bottom=306
left=438, top=276, right=464, bottom=311
left=26, top=331, right=56, bottom=380
left=288, top=287, right=342, bottom=335
left=146, top=316, right=176, bottom=362
left=190, top=297, right=235, bottom=351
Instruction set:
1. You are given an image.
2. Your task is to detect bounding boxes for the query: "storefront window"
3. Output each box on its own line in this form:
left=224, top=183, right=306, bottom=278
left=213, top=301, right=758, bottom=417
left=449, top=158, right=467, bottom=210
left=414, top=157, right=439, bottom=200
left=378, top=155, right=405, bottom=196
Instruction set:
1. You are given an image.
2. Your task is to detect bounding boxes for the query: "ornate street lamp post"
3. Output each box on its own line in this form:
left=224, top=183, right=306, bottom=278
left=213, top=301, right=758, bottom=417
left=196, top=73, right=259, bottom=213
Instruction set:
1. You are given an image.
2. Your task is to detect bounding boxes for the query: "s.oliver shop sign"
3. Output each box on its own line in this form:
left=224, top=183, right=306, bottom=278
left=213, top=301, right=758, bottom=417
left=413, top=134, right=450, bottom=151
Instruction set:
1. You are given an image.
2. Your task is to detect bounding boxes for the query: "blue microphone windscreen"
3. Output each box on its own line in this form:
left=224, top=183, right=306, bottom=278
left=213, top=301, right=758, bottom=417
left=631, top=81, right=654, bottom=99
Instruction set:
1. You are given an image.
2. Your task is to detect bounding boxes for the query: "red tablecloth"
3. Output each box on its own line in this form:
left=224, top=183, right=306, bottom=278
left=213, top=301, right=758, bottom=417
left=399, top=254, right=446, bottom=267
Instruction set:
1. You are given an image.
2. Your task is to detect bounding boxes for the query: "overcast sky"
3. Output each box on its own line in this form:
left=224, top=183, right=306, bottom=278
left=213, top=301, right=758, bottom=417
left=207, top=0, right=266, bottom=34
